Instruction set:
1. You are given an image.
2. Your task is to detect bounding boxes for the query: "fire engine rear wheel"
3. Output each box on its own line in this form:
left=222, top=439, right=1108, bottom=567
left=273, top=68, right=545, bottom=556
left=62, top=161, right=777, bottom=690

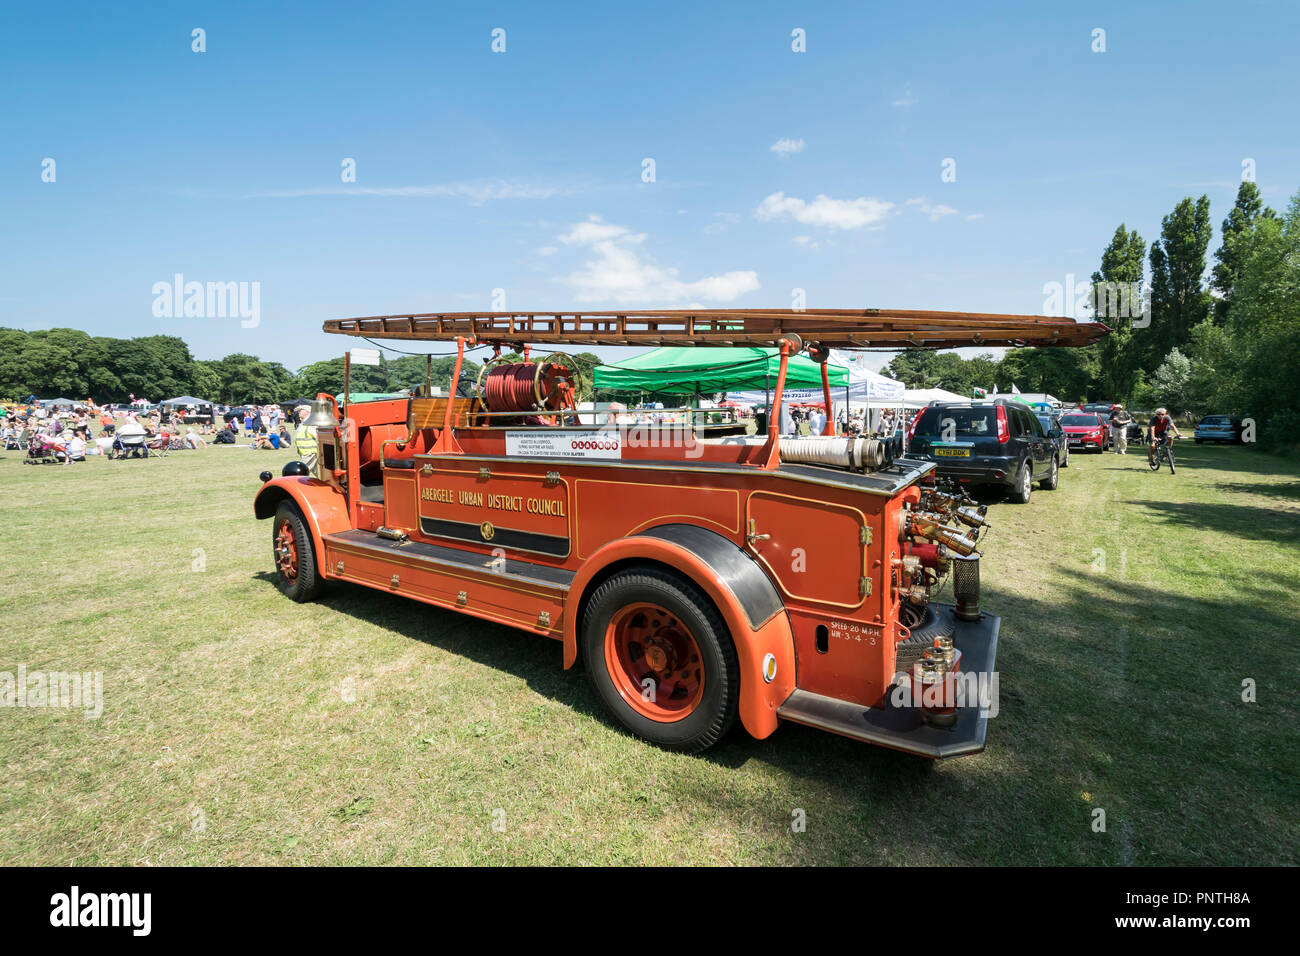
left=581, top=567, right=739, bottom=753
left=272, top=502, right=324, bottom=603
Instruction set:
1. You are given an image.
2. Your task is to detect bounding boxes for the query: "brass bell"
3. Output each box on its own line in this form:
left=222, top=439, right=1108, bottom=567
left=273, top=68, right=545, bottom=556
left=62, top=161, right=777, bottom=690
left=303, top=400, right=338, bottom=430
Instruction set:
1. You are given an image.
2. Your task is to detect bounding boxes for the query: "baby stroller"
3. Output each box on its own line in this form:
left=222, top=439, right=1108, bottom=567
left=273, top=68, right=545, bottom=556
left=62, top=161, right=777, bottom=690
left=24, top=433, right=63, bottom=464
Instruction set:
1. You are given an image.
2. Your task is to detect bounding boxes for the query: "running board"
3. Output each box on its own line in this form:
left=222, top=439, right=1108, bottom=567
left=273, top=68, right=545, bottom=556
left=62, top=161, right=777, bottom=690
left=778, top=609, right=1000, bottom=759
left=323, top=529, right=574, bottom=593
left=320, top=529, right=574, bottom=638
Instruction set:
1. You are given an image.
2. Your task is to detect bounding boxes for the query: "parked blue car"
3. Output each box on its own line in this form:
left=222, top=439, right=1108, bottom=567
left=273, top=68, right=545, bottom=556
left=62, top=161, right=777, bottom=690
left=1194, top=415, right=1244, bottom=444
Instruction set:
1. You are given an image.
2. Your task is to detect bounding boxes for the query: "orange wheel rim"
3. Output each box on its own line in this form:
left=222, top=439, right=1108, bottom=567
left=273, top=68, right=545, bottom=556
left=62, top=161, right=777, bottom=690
left=275, top=523, right=299, bottom=581
left=604, top=602, right=705, bottom=722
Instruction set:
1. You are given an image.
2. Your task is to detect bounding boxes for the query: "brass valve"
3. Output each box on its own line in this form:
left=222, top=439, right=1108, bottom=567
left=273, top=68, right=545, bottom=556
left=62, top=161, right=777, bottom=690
left=908, top=512, right=979, bottom=557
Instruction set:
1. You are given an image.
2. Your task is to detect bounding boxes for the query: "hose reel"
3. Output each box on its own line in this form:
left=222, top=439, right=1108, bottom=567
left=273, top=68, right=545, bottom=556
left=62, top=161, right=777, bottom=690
left=473, top=351, right=581, bottom=423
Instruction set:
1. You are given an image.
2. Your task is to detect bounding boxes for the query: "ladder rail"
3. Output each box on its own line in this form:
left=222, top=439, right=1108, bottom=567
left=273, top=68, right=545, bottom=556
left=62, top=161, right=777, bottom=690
left=322, top=308, right=1109, bottom=350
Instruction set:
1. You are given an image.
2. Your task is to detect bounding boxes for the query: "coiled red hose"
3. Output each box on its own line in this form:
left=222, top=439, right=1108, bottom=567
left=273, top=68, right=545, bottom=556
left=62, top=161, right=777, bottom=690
left=483, top=363, right=541, bottom=413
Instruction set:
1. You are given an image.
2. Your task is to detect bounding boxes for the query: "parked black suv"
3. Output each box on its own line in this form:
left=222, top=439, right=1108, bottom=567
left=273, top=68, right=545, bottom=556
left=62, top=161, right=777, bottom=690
left=1035, top=413, right=1070, bottom=469
left=906, top=399, right=1058, bottom=503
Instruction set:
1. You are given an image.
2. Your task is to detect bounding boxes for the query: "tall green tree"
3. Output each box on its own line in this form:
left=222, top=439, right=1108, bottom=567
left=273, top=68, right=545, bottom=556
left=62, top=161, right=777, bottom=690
left=1090, top=224, right=1147, bottom=399
left=1000, top=347, right=1097, bottom=403
left=1148, top=195, right=1213, bottom=365
left=210, top=353, right=294, bottom=404
left=1223, top=189, right=1300, bottom=444
left=1211, top=180, right=1277, bottom=321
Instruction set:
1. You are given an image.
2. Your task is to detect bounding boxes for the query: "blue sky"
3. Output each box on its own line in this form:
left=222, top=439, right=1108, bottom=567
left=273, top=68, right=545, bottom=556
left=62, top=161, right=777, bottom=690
left=2, top=0, right=1297, bottom=373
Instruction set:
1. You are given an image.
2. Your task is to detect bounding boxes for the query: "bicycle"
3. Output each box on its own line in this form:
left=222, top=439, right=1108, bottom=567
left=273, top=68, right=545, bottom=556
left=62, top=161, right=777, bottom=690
left=1148, top=433, right=1177, bottom=474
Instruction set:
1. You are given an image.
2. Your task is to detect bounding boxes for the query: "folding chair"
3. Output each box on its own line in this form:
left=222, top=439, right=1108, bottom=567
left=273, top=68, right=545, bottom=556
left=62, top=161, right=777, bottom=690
left=146, top=433, right=171, bottom=458
left=115, top=432, right=149, bottom=459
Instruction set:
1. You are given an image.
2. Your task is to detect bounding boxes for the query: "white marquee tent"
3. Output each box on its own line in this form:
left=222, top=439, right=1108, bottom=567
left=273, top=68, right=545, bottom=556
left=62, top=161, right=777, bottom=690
left=901, top=387, right=970, bottom=409
left=725, top=351, right=904, bottom=412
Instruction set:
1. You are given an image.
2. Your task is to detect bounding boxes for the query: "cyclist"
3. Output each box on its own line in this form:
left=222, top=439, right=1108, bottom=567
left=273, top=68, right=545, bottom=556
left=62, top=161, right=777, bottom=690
left=1147, top=407, right=1182, bottom=466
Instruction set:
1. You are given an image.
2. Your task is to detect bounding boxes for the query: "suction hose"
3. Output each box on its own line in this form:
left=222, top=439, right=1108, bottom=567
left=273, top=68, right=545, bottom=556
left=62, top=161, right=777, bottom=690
left=779, top=436, right=885, bottom=471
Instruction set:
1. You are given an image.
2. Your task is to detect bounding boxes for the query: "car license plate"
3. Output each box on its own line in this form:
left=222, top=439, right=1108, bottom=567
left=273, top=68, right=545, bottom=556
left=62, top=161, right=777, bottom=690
left=934, top=447, right=970, bottom=458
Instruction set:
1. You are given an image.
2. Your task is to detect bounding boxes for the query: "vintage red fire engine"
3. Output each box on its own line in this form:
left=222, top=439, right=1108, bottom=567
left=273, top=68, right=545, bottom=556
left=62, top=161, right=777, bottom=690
left=254, top=309, right=1105, bottom=757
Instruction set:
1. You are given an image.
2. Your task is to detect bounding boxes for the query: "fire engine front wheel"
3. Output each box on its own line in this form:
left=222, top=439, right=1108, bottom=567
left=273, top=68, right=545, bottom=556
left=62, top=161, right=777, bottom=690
left=581, top=567, right=740, bottom=753
left=272, top=502, right=324, bottom=603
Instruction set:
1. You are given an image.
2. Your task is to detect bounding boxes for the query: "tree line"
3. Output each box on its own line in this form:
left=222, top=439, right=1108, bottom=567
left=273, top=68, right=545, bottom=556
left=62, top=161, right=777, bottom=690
left=884, top=182, right=1300, bottom=450
left=0, top=331, right=604, bottom=406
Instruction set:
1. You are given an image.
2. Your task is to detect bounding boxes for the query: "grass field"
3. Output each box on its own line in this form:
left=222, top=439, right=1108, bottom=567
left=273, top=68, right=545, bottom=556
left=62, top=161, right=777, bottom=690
left=1, top=437, right=1297, bottom=865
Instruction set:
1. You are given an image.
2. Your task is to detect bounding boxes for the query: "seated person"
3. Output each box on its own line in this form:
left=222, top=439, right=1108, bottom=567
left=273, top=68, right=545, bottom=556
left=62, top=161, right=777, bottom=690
left=63, top=432, right=87, bottom=464
left=184, top=428, right=207, bottom=449
left=113, top=418, right=146, bottom=458
left=254, top=430, right=282, bottom=449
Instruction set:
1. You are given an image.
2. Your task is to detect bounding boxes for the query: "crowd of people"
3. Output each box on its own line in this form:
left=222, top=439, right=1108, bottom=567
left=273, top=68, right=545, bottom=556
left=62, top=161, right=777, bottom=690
left=1, top=399, right=309, bottom=464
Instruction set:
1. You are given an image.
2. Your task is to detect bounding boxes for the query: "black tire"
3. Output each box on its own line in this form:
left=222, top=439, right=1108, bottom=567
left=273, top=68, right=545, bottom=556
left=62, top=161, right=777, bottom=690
left=581, top=566, right=739, bottom=753
left=1039, top=454, right=1059, bottom=490
left=1011, top=462, right=1032, bottom=504
left=272, top=501, right=324, bottom=602
left=1167, top=448, right=1176, bottom=474
left=895, top=605, right=956, bottom=672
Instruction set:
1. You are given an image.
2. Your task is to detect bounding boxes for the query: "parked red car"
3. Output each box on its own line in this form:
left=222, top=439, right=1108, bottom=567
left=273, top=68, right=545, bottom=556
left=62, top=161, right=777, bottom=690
left=1059, top=412, right=1108, bottom=453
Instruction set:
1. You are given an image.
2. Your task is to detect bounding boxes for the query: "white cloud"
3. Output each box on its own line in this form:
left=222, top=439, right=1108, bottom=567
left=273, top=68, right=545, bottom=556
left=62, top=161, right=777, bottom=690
left=793, top=235, right=831, bottom=251
left=557, top=215, right=643, bottom=245
left=966, top=213, right=984, bottom=221
left=770, top=138, right=806, bottom=156
left=755, top=192, right=894, bottom=230
left=907, top=197, right=960, bottom=221
left=552, top=215, right=758, bottom=303
left=537, top=245, right=558, bottom=256
left=892, top=89, right=918, bottom=108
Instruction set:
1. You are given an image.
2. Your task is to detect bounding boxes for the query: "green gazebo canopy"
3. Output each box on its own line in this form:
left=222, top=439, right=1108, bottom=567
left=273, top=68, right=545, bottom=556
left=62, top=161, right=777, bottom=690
left=592, top=347, right=848, bottom=395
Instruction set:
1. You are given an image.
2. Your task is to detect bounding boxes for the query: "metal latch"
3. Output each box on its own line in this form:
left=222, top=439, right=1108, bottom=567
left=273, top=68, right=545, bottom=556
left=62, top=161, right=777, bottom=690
left=456, top=590, right=468, bottom=606
left=544, top=471, right=561, bottom=485
left=420, top=464, right=433, bottom=476
left=335, top=560, right=345, bottom=574
left=859, top=576, right=872, bottom=597
left=860, top=526, right=873, bottom=546
left=478, top=466, right=491, bottom=481
left=746, top=518, right=770, bottom=546
left=390, top=574, right=400, bottom=588
left=537, top=611, right=551, bottom=628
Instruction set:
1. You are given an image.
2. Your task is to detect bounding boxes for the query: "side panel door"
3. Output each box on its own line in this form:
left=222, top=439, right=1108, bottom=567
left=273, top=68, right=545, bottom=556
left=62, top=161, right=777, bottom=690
left=1016, top=406, right=1046, bottom=477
